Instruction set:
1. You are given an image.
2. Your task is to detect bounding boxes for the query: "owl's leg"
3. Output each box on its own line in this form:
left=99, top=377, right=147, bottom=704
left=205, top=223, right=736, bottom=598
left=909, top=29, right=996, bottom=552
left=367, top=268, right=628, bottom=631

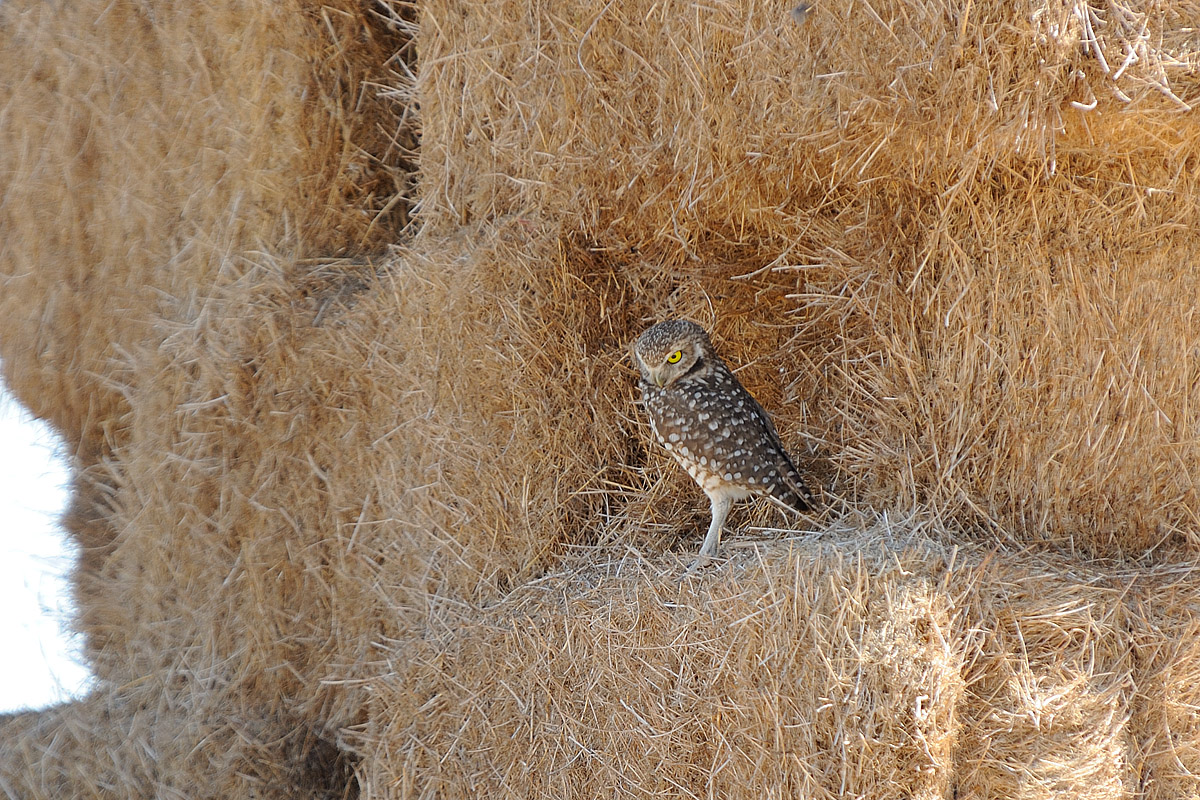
left=685, top=494, right=731, bottom=574
left=700, top=495, right=731, bottom=558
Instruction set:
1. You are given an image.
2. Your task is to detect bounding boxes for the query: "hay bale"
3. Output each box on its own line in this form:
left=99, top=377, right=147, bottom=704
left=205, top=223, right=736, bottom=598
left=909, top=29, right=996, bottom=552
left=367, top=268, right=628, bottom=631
left=357, top=518, right=1200, bottom=799
left=4, top=0, right=1200, bottom=796
left=413, top=0, right=1200, bottom=556
left=0, top=688, right=357, bottom=800
left=0, top=693, right=158, bottom=799
left=76, top=223, right=640, bottom=683
left=416, top=0, right=1198, bottom=237
left=949, top=552, right=1135, bottom=797
left=0, top=0, right=413, bottom=460
left=1125, top=577, right=1200, bottom=799
left=359, top=520, right=963, bottom=799
left=4, top=225, right=637, bottom=796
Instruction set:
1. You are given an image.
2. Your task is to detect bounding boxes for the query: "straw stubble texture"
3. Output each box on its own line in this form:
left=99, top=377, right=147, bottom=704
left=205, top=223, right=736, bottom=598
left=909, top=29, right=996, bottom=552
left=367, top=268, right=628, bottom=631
left=415, top=0, right=1200, bottom=557
left=0, top=0, right=413, bottom=461
left=2, top=0, right=1200, bottom=797
left=358, top=520, right=1200, bottom=799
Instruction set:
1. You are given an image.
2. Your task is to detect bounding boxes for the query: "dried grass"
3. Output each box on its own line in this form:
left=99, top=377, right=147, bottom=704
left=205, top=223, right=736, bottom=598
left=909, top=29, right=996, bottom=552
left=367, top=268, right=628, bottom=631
left=4, top=225, right=642, bottom=796
left=0, top=0, right=414, bottom=461
left=0, top=686, right=357, bottom=799
left=416, top=0, right=1200, bottom=237
left=415, top=0, right=1200, bottom=557
left=360, top=516, right=962, bottom=800
left=2, top=0, right=1200, bottom=797
left=356, top=513, right=1200, bottom=799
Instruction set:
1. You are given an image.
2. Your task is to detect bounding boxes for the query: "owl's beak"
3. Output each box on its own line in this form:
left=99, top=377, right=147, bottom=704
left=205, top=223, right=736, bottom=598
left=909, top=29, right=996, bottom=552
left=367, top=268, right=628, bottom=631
left=653, top=370, right=665, bottom=388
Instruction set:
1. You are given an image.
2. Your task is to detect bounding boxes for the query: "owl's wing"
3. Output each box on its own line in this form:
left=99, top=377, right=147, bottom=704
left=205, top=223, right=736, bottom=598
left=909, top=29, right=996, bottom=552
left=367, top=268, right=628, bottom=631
left=742, top=388, right=815, bottom=512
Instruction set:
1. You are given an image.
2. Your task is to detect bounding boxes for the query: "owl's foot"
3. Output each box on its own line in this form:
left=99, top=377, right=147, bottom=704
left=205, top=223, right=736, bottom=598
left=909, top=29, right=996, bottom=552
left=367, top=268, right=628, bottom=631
left=680, top=495, right=731, bottom=577
left=682, top=551, right=713, bottom=577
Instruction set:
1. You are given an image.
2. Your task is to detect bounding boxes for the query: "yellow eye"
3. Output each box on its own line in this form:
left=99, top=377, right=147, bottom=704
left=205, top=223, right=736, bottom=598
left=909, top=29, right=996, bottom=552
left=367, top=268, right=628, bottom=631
left=666, top=350, right=683, bottom=364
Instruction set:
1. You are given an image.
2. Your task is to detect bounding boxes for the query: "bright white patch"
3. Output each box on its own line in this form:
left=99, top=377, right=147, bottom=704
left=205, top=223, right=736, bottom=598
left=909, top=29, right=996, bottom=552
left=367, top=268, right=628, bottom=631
left=0, top=397, right=92, bottom=712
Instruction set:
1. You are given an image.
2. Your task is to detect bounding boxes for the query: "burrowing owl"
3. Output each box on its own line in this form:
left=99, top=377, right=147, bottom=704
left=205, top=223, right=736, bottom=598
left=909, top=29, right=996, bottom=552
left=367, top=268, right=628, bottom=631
left=632, top=319, right=814, bottom=567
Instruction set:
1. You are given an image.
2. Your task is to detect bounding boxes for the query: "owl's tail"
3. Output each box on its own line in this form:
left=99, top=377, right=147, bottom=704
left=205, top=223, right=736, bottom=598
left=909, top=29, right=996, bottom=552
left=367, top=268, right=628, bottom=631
left=769, top=454, right=815, bottom=513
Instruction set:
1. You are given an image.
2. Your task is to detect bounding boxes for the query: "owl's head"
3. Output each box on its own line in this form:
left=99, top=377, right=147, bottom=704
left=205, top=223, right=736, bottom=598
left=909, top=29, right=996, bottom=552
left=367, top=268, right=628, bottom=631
left=632, top=319, right=716, bottom=388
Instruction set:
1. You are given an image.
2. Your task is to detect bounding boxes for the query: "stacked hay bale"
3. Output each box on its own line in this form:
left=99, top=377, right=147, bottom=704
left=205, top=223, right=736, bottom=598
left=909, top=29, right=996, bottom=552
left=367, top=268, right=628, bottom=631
left=414, top=0, right=1200, bottom=557
left=364, top=0, right=1200, bottom=795
left=0, top=1, right=414, bottom=797
left=2, top=0, right=1200, bottom=798
left=0, top=0, right=412, bottom=460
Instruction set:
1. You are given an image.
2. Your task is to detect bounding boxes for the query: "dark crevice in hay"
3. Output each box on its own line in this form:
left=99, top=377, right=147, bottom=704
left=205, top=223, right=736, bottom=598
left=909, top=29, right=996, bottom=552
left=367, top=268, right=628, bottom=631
left=486, top=232, right=842, bottom=584
left=300, top=0, right=421, bottom=250
left=278, top=723, right=362, bottom=800
left=480, top=236, right=655, bottom=593
left=568, top=231, right=859, bottom=560
left=292, top=256, right=385, bottom=326
left=367, top=1, right=421, bottom=239
left=62, top=468, right=123, bottom=681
